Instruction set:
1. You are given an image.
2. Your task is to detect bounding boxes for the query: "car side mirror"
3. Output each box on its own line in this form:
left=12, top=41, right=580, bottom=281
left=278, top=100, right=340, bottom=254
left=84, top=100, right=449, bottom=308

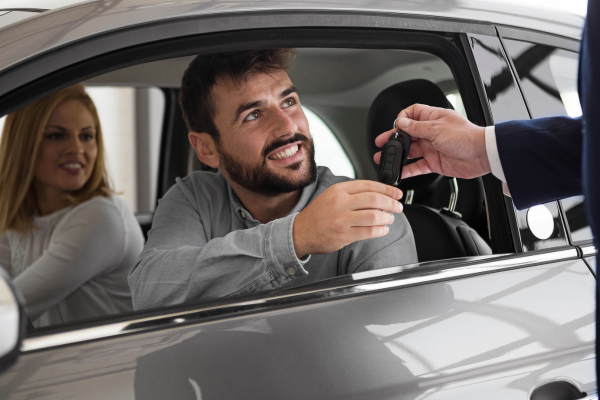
left=0, top=267, right=26, bottom=372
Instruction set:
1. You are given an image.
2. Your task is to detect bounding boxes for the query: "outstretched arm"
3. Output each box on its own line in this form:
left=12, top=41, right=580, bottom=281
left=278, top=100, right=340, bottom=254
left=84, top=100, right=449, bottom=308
left=129, top=177, right=403, bottom=310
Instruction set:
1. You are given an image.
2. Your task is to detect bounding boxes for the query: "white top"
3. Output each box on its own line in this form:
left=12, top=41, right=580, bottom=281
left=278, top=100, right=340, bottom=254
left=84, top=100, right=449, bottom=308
left=0, top=195, right=144, bottom=327
left=485, top=125, right=507, bottom=182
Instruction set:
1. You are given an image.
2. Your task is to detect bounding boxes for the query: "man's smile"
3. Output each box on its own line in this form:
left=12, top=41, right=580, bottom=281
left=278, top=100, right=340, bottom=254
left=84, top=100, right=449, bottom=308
left=267, top=141, right=302, bottom=161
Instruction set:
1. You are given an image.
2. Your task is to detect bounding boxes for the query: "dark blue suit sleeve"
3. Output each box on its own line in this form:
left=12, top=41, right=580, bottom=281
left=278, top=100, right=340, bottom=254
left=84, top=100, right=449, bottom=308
left=495, top=116, right=583, bottom=210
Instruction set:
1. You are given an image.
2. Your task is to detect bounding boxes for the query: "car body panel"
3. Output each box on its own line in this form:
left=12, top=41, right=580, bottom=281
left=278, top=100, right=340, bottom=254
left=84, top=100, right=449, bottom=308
left=0, top=259, right=594, bottom=399
left=585, top=256, right=596, bottom=275
left=0, top=11, right=41, bottom=30
left=0, top=0, right=584, bottom=76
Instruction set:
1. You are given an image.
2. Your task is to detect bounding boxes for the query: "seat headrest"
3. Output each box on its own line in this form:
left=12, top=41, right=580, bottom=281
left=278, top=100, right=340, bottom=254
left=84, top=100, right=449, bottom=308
left=366, top=79, right=452, bottom=191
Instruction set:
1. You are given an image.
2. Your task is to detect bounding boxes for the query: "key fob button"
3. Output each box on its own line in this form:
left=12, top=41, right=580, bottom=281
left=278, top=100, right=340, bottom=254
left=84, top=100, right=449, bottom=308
left=386, top=146, right=396, bottom=155
left=381, top=170, right=393, bottom=183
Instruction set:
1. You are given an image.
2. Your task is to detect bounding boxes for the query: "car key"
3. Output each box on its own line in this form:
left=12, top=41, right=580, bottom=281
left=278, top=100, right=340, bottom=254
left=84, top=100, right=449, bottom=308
left=378, top=118, right=411, bottom=187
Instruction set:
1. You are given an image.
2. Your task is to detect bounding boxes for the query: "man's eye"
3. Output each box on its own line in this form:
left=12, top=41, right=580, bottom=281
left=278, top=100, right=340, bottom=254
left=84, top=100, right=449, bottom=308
left=245, top=110, right=260, bottom=121
left=283, top=98, right=295, bottom=108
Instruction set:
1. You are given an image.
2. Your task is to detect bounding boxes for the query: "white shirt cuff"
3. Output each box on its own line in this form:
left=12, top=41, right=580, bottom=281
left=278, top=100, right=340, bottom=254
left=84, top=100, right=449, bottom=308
left=485, top=126, right=507, bottom=183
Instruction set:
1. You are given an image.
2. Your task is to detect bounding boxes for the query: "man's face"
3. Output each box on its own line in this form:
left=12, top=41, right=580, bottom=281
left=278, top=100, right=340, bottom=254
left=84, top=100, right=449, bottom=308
left=211, top=70, right=316, bottom=196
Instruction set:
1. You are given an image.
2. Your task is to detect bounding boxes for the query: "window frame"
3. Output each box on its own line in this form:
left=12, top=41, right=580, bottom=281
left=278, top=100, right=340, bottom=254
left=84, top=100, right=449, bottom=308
left=0, top=19, right=518, bottom=342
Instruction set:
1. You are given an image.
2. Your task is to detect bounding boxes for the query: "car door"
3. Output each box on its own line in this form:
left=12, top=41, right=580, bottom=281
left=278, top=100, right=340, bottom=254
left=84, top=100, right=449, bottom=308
left=0, top=2, right=595, bottom=399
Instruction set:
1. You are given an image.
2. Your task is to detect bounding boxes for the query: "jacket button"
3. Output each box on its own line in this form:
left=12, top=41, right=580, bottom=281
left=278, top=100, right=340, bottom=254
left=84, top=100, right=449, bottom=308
left=287, top=267, right=296, bottom=276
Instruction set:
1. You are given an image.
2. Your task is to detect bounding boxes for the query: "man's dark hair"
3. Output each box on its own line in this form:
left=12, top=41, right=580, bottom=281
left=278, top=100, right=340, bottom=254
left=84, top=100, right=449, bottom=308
left=179, top=49, right=296, bottom=144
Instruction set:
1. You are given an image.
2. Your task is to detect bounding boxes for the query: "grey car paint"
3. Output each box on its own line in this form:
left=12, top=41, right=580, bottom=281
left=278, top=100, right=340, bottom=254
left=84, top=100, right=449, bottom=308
left=0, top=0, right=584, bottom=95
left=0, top=11, right=41, bottom=29
left=586, top=256, right=596, bottom=275
left=0, top=257, right=594, bottom=399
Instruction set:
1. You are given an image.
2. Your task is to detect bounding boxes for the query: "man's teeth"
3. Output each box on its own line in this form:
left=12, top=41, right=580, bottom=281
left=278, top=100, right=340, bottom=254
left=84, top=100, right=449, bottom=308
left=63, top=163, right=82, bottom=169
left=270, top=144, right=299, bottom=160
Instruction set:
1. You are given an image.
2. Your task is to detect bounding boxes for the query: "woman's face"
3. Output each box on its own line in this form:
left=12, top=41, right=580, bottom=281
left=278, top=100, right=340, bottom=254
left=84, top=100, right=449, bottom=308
left=34, top=100, right=98, bottom=199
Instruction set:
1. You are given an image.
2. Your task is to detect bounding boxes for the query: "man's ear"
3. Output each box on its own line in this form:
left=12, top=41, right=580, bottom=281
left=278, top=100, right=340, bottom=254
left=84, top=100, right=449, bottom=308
left=189, top=132, right=221, bottom=168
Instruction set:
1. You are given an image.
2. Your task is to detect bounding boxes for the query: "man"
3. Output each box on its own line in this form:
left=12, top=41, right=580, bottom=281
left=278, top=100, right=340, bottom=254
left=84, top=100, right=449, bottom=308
left=128, top=49, right=417, bottom=310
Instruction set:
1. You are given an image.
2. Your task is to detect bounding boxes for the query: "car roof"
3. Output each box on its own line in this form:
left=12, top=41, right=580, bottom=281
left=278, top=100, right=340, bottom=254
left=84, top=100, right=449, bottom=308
left=0, top=0, right=585, bottom=76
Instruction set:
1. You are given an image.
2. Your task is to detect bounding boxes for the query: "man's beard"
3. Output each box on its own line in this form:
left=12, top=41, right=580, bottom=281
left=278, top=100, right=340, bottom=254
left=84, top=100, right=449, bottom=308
left=218, top=133, right=317, bottom=197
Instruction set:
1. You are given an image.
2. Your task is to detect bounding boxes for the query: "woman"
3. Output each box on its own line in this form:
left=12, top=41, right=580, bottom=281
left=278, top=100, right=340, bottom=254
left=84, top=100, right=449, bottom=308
left=0, top=85, right=144, bottom=328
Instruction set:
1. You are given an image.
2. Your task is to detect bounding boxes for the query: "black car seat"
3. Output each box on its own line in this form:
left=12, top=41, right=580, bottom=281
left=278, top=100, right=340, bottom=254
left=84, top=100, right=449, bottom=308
left=367, top=79, right=492, bottom=262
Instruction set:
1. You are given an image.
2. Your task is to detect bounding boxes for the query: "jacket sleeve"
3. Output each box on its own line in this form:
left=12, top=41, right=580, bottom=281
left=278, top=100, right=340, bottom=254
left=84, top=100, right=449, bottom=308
left=495, top=116, right=583, bottom=210
left=128, top=183, right=310, bottom=311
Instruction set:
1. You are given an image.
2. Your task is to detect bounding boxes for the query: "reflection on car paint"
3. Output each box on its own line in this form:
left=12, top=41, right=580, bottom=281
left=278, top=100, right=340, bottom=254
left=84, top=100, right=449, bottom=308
left=1, top=260, right=594, bottom=399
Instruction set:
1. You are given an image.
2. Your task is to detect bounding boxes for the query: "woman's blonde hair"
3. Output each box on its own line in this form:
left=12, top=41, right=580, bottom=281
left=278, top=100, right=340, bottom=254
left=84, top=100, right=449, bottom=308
left=0, top=84, right=113, bottom=234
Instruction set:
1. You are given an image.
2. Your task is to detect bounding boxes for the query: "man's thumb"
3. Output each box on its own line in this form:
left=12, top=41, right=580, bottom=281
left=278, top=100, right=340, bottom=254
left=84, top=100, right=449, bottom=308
left=395, top=117, right=412, bottom=131
left=396, top=117, right=434, bottom=140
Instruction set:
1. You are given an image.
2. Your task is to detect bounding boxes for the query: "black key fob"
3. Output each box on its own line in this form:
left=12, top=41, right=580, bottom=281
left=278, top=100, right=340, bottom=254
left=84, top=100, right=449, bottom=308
left=378, top=122, right=411, bottom=187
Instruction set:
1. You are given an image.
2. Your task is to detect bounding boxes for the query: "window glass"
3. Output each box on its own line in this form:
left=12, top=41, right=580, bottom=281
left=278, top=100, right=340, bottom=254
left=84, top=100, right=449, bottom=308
left=562, top=196, right=593, bottom=242
left=503, top=39, right=592, bottom=244
left=548, top=53, right=582, bottom=117
left=467, top=34, right=530, bottom=124
left=515, top=201, right=569, bottom=251
left=303, top=106, right=355, bottom=179
left=446, top=93, right=467, bottom=118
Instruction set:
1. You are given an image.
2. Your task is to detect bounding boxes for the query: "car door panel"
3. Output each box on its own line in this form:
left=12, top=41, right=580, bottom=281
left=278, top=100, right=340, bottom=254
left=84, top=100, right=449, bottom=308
left=1, top=258, right=594, bottom=399
left=585, top=256, right=596, bottom=276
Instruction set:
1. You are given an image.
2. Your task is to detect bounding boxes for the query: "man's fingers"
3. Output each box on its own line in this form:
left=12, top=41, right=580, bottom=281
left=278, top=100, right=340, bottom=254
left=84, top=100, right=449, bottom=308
left=341, top=180, right=402, bottom=199
left=407, top=142, right=423, bottom=159
left=349, top=225, right=390, bottom=241
left=374, top=151, right=382, bottom=165
left=352, top=192, right=403, bottom=213
left=374, top=128, right=395, bottom=148
left=394, top=117, right=440, bottom=141
left=401, top=158, right=434, bottom=179
left=350, top=210, right=395, bottom=227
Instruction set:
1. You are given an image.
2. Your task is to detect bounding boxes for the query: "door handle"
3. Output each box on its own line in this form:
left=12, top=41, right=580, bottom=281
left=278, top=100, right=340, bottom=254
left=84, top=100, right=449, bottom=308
left=531, top=381, right=591, bottom=400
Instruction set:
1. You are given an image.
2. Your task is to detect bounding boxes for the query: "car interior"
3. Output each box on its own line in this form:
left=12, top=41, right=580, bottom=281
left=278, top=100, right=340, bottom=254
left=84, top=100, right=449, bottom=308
left=84, top=47, right=493, bottom=262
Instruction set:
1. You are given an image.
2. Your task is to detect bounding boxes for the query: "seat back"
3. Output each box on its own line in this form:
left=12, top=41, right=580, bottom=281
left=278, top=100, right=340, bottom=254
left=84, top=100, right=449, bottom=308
left=367, top=79, right=491, bottom=261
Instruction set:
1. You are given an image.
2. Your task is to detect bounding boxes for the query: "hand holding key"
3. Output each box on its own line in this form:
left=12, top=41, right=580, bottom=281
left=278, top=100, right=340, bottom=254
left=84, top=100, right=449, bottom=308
left=374, top=104, right=491, bottom=180
left=378, top=118, right=411, bottom=186
left=292, top=180, right=403, bottom=258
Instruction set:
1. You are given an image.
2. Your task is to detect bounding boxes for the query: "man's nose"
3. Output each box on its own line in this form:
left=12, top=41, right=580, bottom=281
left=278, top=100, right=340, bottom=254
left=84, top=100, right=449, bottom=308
left=272, top=106, right=298, bottom=137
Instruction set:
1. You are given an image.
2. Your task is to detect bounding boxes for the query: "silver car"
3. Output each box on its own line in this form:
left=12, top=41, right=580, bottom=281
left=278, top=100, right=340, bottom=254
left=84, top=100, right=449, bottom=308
left=0, top=1, right=596, bottom=399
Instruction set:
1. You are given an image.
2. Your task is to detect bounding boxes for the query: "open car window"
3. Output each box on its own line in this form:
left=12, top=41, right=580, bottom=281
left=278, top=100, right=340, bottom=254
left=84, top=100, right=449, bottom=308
left=0, top=32, right=507, bottom=331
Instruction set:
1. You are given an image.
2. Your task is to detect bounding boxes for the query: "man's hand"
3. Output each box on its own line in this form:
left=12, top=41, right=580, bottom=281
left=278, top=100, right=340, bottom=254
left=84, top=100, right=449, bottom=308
left=374, top=104, right=491, bottom=179
left=293, top=181, right=403, bottom=258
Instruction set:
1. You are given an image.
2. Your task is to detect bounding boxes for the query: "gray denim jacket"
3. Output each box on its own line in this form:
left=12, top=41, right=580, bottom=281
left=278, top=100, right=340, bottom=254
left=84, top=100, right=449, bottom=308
left=128, top=167, right=416, bottom=310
